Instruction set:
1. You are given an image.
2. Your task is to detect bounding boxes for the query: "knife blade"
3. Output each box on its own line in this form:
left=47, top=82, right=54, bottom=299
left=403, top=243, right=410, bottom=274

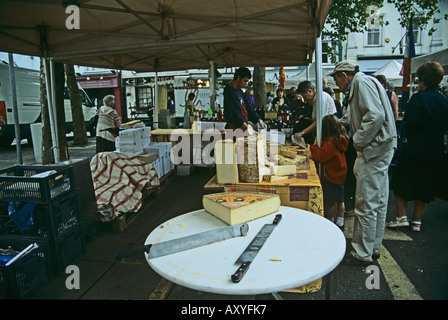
left=231, top=214, right=282, bottom=283
left=115, top=222, right=249, bottom=261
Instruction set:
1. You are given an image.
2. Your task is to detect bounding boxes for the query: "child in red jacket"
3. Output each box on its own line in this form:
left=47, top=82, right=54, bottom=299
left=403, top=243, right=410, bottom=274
left=310, top=115, right=349, bottom=230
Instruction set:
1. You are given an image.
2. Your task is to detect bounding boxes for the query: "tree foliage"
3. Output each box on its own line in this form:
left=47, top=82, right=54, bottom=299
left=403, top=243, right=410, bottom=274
left=324, top=0, right=447, bottom=63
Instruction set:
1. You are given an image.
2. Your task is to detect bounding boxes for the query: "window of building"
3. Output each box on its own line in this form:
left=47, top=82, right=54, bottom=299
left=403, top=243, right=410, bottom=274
left=365, top=15, right=383, bottom=46
left=322, top=35, right=331, bottom=64
left=366, top=26, right=381, bottom=46
left=136, top=86, right=153, bottom=107
left=412, top=16, right=422, bottom=45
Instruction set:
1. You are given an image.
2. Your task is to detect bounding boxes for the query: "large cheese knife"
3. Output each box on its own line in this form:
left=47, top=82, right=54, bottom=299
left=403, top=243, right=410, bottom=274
left=231, top=214, right=282, bottom=283
left=115, top=222, right=249, bottom=260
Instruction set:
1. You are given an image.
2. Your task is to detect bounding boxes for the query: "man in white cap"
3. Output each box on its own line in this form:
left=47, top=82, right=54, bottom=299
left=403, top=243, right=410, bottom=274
left=330, top=60, right=397, bottom=265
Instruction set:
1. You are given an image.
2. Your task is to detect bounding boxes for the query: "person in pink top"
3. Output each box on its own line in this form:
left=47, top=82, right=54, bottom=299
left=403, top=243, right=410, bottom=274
left=310, top=114, right=349, bottom=230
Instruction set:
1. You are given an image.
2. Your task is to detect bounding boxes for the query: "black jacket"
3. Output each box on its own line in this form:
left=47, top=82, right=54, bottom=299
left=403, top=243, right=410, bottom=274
left=405, top=87, right=448, bottom=162
left=223, top=85, right=260, bottom=129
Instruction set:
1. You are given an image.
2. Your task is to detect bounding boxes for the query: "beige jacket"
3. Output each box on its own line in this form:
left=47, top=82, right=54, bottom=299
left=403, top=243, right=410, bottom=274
left=347, top=72, right=397, bottom=161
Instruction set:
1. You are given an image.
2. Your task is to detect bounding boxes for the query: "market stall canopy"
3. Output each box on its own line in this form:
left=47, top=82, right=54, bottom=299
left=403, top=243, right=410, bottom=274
left=373, top=60, right=403, bottom=88
left=411, top=48, right=448, bottom=75
left=0, top=0, right=332, bottom=72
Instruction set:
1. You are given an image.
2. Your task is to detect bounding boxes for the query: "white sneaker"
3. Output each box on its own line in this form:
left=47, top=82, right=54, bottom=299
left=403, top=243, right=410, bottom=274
left=386, top=216, right=409, bottom=228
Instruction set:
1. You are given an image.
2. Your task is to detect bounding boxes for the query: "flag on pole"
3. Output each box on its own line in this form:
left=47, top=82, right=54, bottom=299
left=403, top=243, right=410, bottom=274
left=279, top=66, right=285, bottom=88
left=399, top=17, right=416, bottom=92
left=399, top=17, right=416, bottom=112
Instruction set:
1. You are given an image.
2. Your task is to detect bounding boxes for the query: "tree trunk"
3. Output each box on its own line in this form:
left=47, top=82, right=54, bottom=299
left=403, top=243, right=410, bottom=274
left=39, top=58, right=53, bottom=165
left=64, top=64, right=88, bottom=146
left=253, top=67, right=266, bottom=110
left=54, top=62, right=68, bottom=161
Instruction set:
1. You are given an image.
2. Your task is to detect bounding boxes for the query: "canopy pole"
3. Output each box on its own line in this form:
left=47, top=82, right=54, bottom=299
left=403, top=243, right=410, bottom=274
left=38, top=24, right=59, bottom=163
left=42, top=57, right=60, bottom=163
left=48, top=59, right=60, bottom=163
left=154, top=58, right=159, bottom=129
left=8, top=53, right=22, bottom=165
left=315, top=33, right=323, bottom=148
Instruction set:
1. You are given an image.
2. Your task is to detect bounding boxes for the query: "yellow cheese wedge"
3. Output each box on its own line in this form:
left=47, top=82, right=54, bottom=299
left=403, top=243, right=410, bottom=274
left=280, top=148, right=297, bottom=159
left=215, top=140, right=239, bottom=184
left=202, top=192, right=280, bottom=225
left=272, top=165, right=296, bottom=176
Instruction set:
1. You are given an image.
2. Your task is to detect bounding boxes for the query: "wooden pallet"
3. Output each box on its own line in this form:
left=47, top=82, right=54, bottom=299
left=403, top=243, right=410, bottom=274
left=112, top=169, right=176, bottom=232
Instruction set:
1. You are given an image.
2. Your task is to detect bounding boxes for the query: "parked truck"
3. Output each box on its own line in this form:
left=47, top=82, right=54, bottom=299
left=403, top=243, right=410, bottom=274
left=0, top=61, right=97, bottom=147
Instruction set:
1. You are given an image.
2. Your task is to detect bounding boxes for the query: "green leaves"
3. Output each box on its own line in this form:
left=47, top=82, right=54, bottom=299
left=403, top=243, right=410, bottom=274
left=324, top=0, right=447, bottom=63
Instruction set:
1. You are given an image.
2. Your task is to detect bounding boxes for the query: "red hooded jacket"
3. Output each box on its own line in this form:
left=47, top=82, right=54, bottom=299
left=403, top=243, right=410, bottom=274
left=310, top=135, right=349, bottom=185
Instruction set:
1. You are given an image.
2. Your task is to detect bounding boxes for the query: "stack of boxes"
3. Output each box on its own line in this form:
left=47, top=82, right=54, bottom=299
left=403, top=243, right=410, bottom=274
left=115, top=126, right=174, bottom=179
left=144, top=142, right=174, bottom=178
left=115, top=126, right=151, bottom=157
left=0, top=165, right=86, bottom=298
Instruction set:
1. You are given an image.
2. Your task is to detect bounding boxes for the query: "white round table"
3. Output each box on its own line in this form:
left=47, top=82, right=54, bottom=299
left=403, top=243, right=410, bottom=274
left=145, top=206, right=346, bottom=295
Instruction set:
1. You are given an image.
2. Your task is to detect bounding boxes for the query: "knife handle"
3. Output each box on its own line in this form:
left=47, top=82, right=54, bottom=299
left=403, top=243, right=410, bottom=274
left=273, top=214, right=282, bottom=225
left=115, top=244, right=152, bottom=261
left=231, top=262, right=251, bottom=283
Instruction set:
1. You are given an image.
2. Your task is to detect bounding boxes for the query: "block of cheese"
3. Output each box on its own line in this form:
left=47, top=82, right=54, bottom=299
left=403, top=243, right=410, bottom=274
left=280, top=148, right=297, bottom=159
left=203, top=192, right=280, bottom=225
left=215, top=139, right=239, bottom=184
left=272, top=165, right=296, bottom=176
left=235, top=134, right=267, bottom=183
left=271, top=154, right=310, bottom=170
left=263, top=175, right=289, bottom=183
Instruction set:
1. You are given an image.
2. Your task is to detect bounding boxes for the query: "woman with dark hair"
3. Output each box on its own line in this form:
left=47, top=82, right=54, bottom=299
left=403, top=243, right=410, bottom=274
left=387, top=62, right=448, bottom=232
left=272, top=87, right=291, bottom=112
left=183, top=92, right=195, bottom=129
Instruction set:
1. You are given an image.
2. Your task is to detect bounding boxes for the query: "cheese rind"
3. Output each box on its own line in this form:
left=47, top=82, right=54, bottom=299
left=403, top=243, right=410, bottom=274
left=202, top=192, right=280, bottom=225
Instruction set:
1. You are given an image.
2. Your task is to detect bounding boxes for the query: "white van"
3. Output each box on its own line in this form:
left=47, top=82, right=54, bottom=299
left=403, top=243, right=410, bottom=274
left=0, top=61, right=97, bottom=147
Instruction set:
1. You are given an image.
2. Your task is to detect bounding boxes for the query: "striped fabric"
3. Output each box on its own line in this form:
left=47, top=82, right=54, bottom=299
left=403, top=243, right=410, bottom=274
left=90, top=152, right=160, bottom=221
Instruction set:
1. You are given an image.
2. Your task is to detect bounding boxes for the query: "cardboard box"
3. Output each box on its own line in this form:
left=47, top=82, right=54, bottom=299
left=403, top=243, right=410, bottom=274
left=119, top=127, right=144, bottom=142
left=138, top=152, right=159, bottom=164
left=150, top=158, right=164, bottom=177
left=196, top=121, right=215, bottom=132
left=161, top=154, right=172, bottom=175
left=144, top=146, right=165, bottom=157
left=145, top=142, right=172, bottom=157
left=141, top=126, right=151, bottom=148
left=117, top=148, right=143, bottom=157
left=118, top=139, right=144, bottom=150
left=141, top=126, right=151, bottom=138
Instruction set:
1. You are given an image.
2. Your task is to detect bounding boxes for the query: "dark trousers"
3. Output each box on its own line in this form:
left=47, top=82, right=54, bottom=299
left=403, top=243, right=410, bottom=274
left=344, top=136, right=356, bottom=211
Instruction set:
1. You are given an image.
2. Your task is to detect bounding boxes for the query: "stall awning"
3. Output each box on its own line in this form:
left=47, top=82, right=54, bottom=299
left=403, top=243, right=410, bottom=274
left=0, top=0, right=332, bottom=72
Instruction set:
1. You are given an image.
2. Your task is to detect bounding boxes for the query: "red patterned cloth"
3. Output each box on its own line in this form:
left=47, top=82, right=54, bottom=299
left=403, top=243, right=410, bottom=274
left=90, top=152, right=160, bottom=221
